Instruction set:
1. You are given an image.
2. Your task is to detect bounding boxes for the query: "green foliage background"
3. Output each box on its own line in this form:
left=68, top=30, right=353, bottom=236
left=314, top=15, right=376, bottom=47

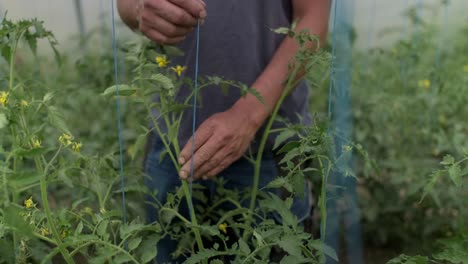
left=0, top=6, right=467, bottom=263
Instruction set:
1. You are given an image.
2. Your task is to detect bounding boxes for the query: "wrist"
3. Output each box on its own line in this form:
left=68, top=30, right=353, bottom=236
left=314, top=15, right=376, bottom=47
left=231, top=95, right=270, bottom=131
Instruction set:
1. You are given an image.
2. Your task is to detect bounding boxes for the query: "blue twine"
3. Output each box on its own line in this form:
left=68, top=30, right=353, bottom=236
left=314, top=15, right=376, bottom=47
left=110, top=0, right=127, bottom=226
left=188, top=20, right=201, bottom=218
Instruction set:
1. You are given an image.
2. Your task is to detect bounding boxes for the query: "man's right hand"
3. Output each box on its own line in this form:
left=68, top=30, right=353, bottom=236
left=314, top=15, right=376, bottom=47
left=118, top=0, right=207, bottom=45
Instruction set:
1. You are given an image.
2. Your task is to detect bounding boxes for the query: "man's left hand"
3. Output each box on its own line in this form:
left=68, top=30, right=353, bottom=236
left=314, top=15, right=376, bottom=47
left=178, top=106, right=262, bottom=180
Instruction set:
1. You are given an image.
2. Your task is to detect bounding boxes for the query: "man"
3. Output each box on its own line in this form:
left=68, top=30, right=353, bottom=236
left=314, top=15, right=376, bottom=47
left=117, top=0, right=330, bottom=262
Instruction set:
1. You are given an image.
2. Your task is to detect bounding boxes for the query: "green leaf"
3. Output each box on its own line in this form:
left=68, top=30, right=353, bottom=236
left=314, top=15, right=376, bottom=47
left=96, top=220, right=109, bottom=240
left=159, top=149, right=168, bottom=163
left=131, top=133, right=148, bottom=161
left=280, top=256, right=311, bottom=264
left=448, top=164, right=462, bottom=187
left=114, top=254, right=133, bottom=264
left=199, top=224, right=220, bottom=236
left=185, top=249, right=227, bottom=264
left=47, top=106, right=70, bottom=134
left=266, top=177, right=293, bottom=193
left=273, top=130, right=296, bottom=150
left=278, top=237, right=302, bottom=257
left=150, top=73, right=174, bottom=90
left=102, top=84, right=136, bottom=97
left=260, top=194, right=297, bottom=227
left=119, top=221, right=146, bottom=239
left=386, top=254, right=428, bottom=264
left=43, top=92, right=54, bottom=102
left=277, top=141, right=301, bottom=154
left=272, top=27, right=291, bottom=35
left=160, top=208, right=176, bottom=224
left=441, top=155, right=455, bottom=165
left=3, top=205, right=34, bottom=238
left=420, top=170, right=441, bottom=202
left=136, top=234, right=161, bottom=263
left=309, top=240, right=338, bottom=261
left=252, top=230, right=266, bottom=247
left=0, top=240, right=15, bottom=263
left=238, top=239, right=251, bottom=255
left=9, top=171, right=40, bottom=188
left=433, top=240, right=468, bottom=263
left=74, top=221, right=83, bottom=236
left=207, top=76, right=223, bottom=85
left=0, top=113, right=8, bottom=129
left=128, top=236, right=142, bottom=251
left=291, top=171, right=306, bottom=198
left=14, top=147, right=48, bottom=158
left=239, top=83, right=264, bottom=104
left=279, top=148, right=301, bottom=164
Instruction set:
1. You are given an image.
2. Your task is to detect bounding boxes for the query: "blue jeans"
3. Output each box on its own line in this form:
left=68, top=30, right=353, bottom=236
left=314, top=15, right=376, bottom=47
left=144, top=136, right=312, bottom=263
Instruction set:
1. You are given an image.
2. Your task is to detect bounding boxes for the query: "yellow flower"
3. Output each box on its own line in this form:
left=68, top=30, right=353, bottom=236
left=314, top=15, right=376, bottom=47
left=127, top=144, right=135, bottom=157
left=59, top=133, right=73, bottom=146
left=0, top=91, right=8, bottom=107
left=60, top=229, right=70, bottom=239
left=156, top=55, right=169, bottom=68
left=218, top=223, right=228, bottom=234
left=171, top=65, right=186, bottom=77
left=418, top=79, right=431, bottom=89
left=20, top=100, right=29, bottom=107
left=71, top=142, right=82, bottom=153
left=464, top=65, right=468, bottom=73
left=31, top=138, right=42, bottom=149
left=40, top=227, right=50, bottom=236
left=83, top=207, right=93, bottom=214
left=24, top=196, right=34, bottom=209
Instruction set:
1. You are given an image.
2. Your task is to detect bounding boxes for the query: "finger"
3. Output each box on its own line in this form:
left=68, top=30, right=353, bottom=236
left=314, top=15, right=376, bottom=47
left=146, top=0, right=199, bottom=27
left=140, top=10, right=192, bottom=38
left=168, top=0, right=207, bottom=19
left=179, top=123, right=214, bottom=165
left=204, top=155, right=236, bottom=179
left=139, top=25, right=186, bottom=45
left=194, top=146, right=233, bottom=180
left=179, top=138, right=223, bottom=180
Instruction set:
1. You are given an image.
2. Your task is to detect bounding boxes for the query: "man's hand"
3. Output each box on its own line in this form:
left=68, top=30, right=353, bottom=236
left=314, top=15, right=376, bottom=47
left=118, top=0, right=207, bottom=45
left=178, top=106, right=263, bottom=180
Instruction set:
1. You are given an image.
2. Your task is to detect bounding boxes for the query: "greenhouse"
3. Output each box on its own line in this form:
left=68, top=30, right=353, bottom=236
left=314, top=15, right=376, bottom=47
left=0, top=0, right=466, bottom=263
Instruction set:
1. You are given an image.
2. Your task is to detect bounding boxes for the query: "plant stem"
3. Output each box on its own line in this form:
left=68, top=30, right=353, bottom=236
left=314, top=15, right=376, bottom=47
left=243, top=64, right=301, bottom=241
left=180, top=178, right=205, bottom=249
left=43, top=239, right=141, bottom=264
left=145, top=104, right=205, bottom=252
left=8, top=43, right=18, bottom=256
left=146, top=106, right=178, bottom=167
left=240, top=243, right=276, bottom=264
left=2, top=154, right=11, bottom=206
left=35, top=148, right=75, bottom=264
left=70, top=240, right=141, bottom=264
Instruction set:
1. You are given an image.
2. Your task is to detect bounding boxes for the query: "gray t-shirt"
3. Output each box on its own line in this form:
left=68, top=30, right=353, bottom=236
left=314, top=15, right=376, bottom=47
left=169, top=0, right=310, bottom=151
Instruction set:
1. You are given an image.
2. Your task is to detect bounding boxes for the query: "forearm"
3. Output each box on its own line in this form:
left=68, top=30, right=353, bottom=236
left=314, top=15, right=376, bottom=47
left=117, top=0, right=139, bottom=29
left=232, top=0, right=330, bottom=128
